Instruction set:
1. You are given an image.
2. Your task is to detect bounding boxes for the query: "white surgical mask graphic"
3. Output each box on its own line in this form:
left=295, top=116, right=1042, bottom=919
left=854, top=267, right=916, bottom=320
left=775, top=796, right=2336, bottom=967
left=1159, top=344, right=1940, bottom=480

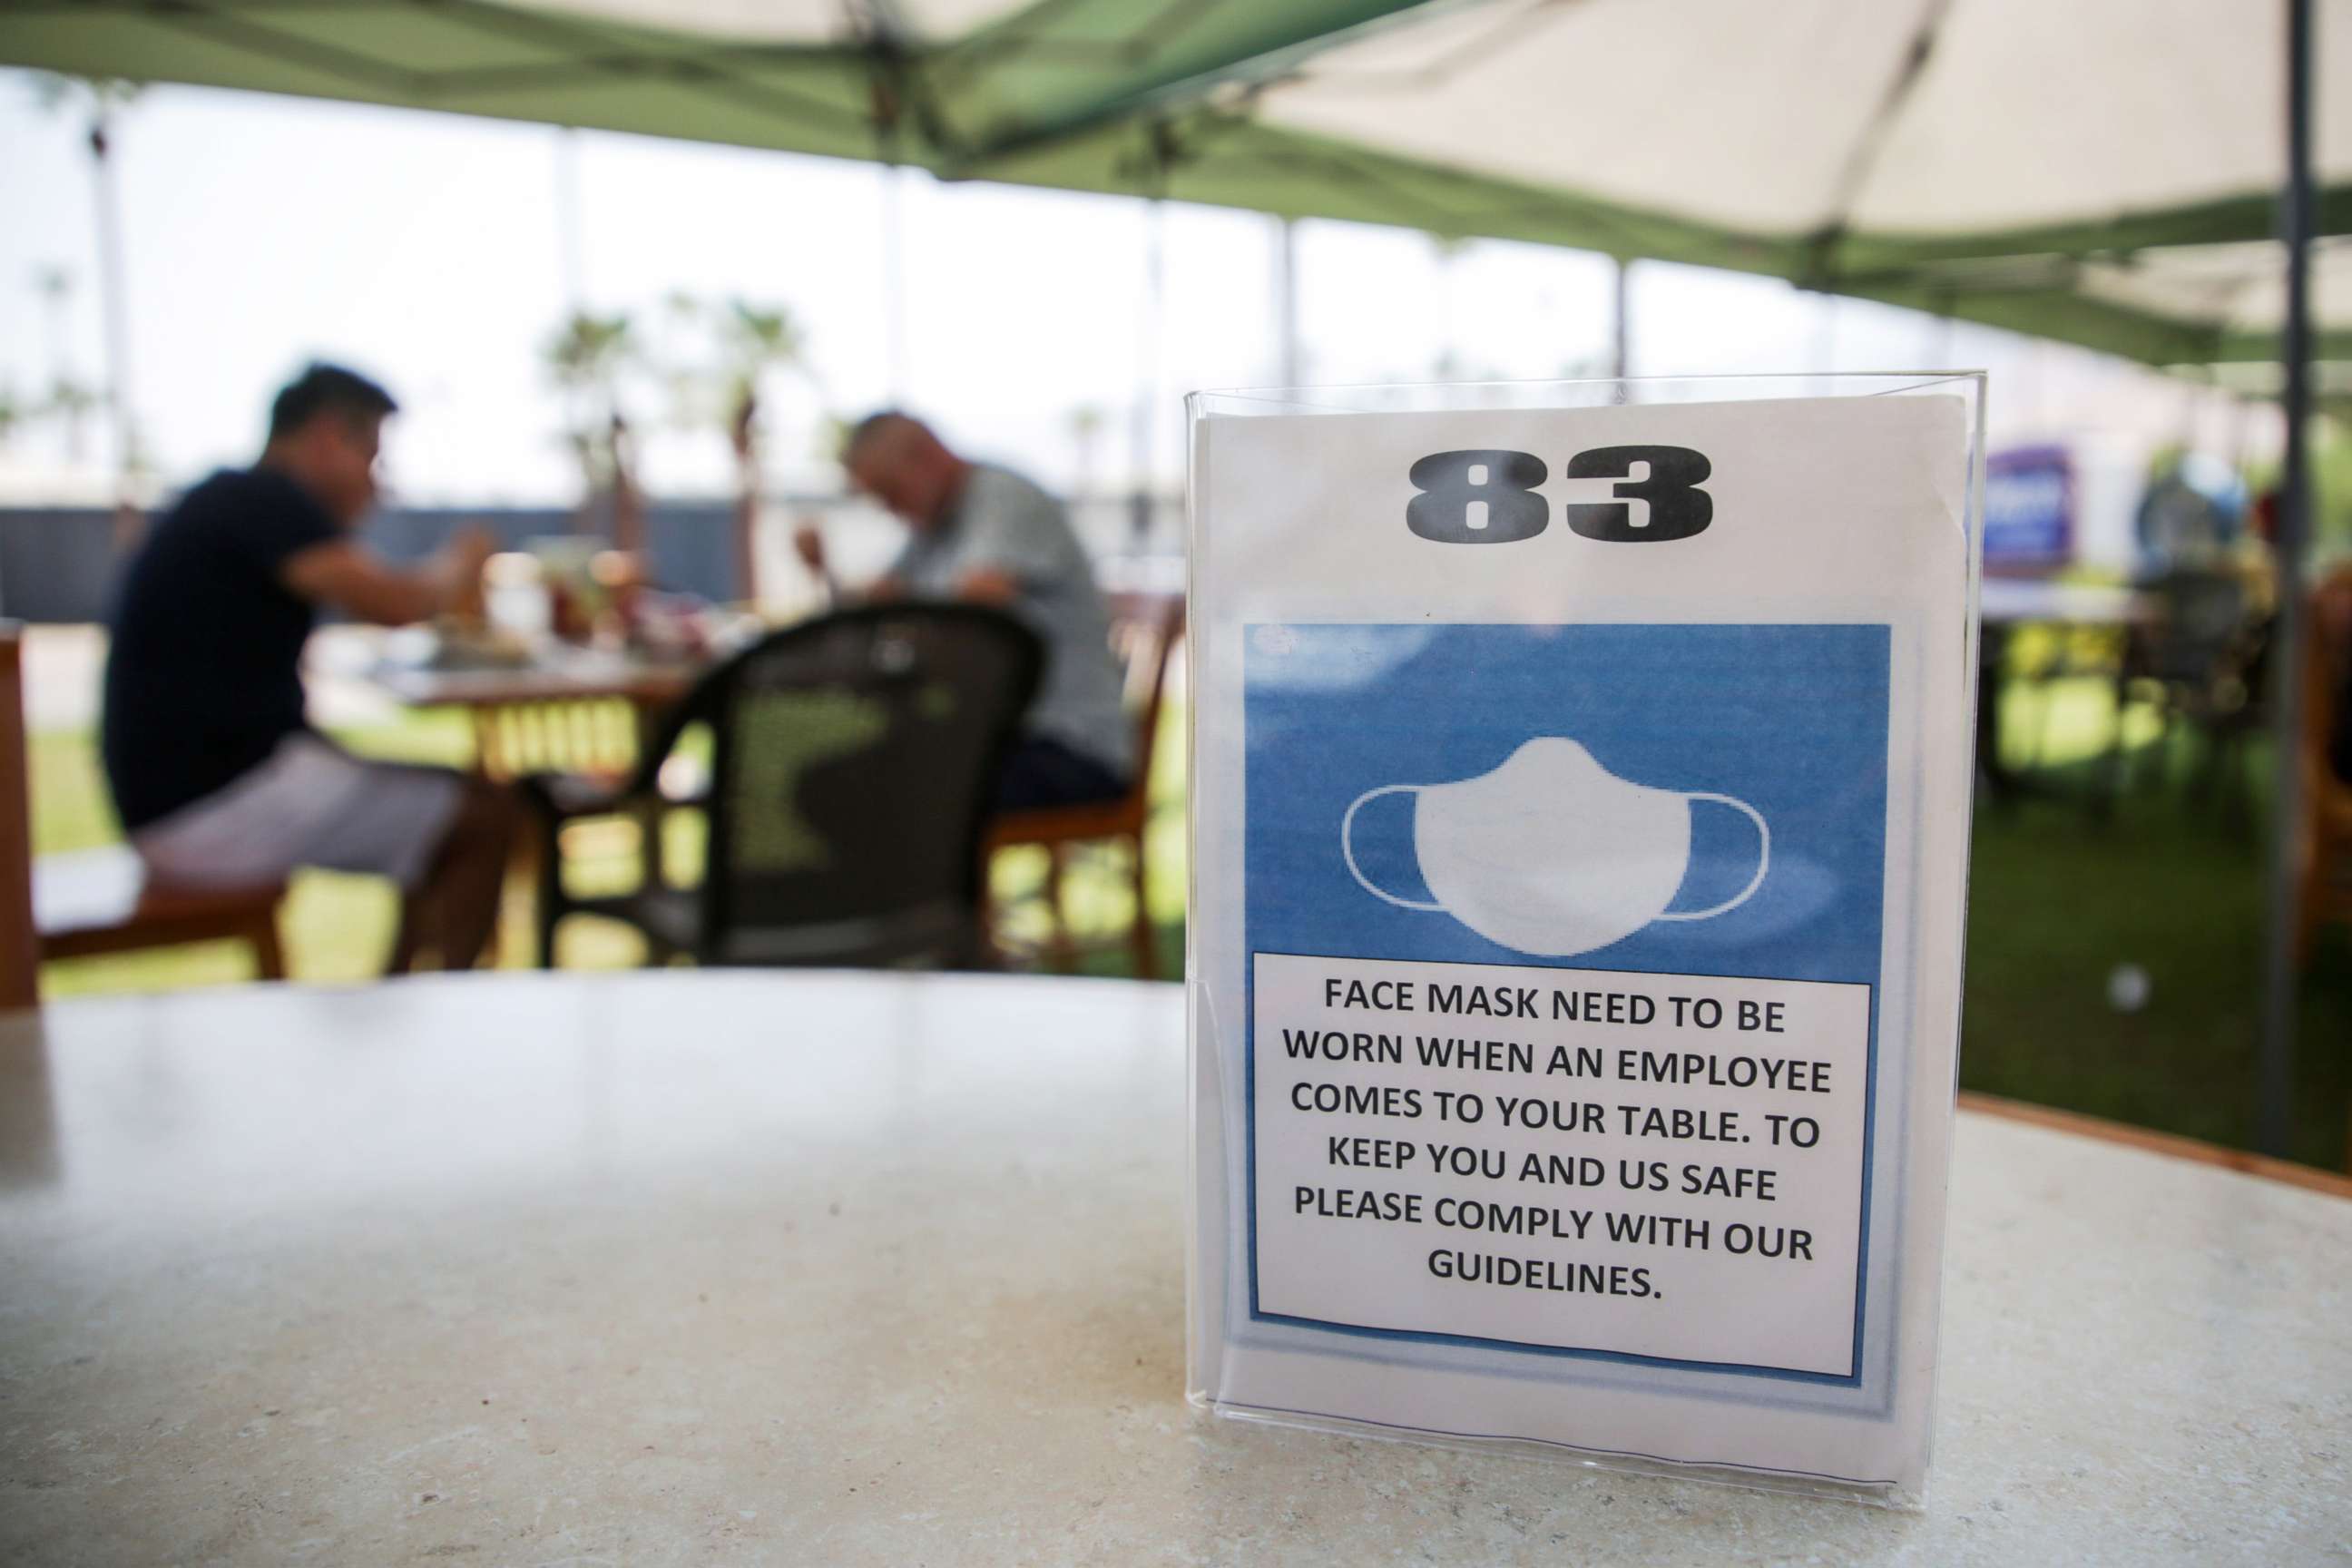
left=1340, top=738, right=1769, bottom=957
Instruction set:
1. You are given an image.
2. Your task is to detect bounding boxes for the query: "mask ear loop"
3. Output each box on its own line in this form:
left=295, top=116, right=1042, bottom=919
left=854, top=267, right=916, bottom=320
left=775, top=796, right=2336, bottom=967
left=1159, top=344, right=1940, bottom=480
left=1654, top=792, right=1770, bottom=921
left=1341, top=784, right=1445, bottom=911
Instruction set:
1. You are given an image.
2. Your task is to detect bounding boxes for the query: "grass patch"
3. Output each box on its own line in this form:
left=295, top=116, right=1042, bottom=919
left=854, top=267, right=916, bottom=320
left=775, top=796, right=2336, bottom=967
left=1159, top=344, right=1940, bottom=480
left=30, top=677, right=2352, bottom=1169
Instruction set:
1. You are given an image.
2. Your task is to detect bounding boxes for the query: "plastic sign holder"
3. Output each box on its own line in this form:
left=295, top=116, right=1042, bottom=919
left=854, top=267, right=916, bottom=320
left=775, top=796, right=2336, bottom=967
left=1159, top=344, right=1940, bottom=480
left=1183, top=375, right=1984, bottom=1507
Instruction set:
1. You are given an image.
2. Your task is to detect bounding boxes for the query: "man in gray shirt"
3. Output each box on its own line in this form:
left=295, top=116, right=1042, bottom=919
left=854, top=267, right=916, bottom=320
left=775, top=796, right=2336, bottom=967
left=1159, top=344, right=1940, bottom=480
left=796, top=412, right=1134, bottom=809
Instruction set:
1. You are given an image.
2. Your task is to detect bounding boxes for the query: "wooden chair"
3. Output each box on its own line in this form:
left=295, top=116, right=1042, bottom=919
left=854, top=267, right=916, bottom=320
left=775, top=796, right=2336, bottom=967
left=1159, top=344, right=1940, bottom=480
left=2296, top=577, right=2352, bottom=965
left=986, top=592, right=1182, bottom=979
left=0, top=622, right=286, bottom=1007
left=0, top=629, right=35, bottom=1009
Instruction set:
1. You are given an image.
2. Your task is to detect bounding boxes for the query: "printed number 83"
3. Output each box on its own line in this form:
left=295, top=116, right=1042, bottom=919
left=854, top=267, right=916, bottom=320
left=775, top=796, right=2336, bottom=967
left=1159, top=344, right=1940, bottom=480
left=1405, top=446, right=1712, bottom=544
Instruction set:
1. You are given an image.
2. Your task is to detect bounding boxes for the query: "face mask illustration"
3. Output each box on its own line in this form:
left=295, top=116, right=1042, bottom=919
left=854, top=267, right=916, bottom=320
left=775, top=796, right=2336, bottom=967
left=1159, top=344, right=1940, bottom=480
left=1340, top=738, right=1769, bottom=957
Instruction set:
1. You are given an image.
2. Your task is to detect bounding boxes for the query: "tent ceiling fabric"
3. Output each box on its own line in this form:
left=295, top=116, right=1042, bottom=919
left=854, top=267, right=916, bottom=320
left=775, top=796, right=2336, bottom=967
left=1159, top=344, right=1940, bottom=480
left=0, top=0, right=1425, bottom=165
left=2074, top=239, right=2352, bottom=357
left=1, top=0, right=2340, bottom=365
left=530, top=0, right=1032, bottom=45
left=1258, top=0, right=2352, bottom=242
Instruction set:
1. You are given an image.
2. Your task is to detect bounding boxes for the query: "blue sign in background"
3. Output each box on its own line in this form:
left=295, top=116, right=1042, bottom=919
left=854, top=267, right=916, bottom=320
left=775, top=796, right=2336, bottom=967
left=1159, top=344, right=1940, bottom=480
left=1244, top=622, right=1891, bottom=987
left=1983, top=444, right=2074, bottom=570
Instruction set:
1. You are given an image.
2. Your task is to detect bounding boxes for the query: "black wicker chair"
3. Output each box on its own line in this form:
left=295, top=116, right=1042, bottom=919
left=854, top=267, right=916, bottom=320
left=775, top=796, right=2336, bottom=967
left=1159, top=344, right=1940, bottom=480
left=524, top=603, right=1041, bottom=970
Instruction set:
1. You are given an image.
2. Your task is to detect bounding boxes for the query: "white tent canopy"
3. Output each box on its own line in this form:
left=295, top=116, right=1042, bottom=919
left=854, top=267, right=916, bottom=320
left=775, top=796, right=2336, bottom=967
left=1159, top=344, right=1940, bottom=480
left=3, top=0, right=2342, bottom=359
left=1186, top=0, right=2350, bottom=358
left=544, top=0, right=1034, bottom=43
left=1258, top=0, right=2341, bottom=240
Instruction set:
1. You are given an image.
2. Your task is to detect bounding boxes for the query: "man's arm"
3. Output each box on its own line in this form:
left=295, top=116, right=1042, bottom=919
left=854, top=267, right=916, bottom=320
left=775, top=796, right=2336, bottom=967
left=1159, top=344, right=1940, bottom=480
left=942, top=484, right=1065, bottom=608
left=280, top=529, right=492, bottom=626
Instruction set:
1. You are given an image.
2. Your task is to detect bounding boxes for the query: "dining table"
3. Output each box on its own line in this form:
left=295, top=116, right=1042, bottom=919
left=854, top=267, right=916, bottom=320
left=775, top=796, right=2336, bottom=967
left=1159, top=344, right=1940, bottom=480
left=1976, top=579, right=2161, bottom=634
left=1975, top=577, right=2162, bottom=805
left=364, top=650, right=705, bottom=712
left=0, top=970, right=2344, bottom=1564
left=362, top=638, right=713, bottom=780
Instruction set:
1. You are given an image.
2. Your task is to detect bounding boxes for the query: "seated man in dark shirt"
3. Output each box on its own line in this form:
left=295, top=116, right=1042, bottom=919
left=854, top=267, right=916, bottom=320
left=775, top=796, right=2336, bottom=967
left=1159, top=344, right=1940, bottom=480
left=102, top=363, right=518, bottom=973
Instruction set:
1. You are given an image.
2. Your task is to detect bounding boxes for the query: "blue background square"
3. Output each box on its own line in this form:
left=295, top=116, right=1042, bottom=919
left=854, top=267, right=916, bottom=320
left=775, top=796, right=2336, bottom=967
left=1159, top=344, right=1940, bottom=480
left=1244, top=622, right=1891, bottom=985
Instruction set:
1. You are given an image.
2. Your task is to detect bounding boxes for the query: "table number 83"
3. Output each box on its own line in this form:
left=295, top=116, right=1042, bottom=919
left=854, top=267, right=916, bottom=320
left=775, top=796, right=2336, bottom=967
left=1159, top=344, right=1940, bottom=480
left=1406, top=446, right=1713, bottom=544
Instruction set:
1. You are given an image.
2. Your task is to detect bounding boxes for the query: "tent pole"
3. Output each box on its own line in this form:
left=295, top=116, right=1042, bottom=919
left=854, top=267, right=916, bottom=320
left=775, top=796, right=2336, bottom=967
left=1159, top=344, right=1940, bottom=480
left=1131, top=192, right=1166, bottom=542
left=554, top=127, right=584, bottom=317
left=883, top=164, right=910, bottom=404
left=1612, top=258, right=1631, bottom=381
left=1276, top=217, right=1300, bottom=387
left=91, top=96, right=135, bottom=505
left=2256, top=0, right=2315, bottom=1158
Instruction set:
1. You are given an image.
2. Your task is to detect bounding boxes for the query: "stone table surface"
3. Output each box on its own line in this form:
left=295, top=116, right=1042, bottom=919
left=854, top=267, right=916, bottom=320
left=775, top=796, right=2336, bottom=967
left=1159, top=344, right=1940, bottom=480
left=0, top=971, right=2344, bottom=1565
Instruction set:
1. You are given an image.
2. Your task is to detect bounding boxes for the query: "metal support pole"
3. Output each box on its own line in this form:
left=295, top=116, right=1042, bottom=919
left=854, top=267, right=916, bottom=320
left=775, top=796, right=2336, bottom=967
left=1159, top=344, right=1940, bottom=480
left=1276, top=217, right=1301, bottom=387
left=2256, top=0, right=2315, bottom=1158
left=883, top=164, right=910, bottom=404
left=92, top=102, right=135, bottom=502
left=554, top=126, right=584, bottom=317
left=1612, top=257, right=1632, bottom=381
left=1130, top=193, right=1165, bottom=541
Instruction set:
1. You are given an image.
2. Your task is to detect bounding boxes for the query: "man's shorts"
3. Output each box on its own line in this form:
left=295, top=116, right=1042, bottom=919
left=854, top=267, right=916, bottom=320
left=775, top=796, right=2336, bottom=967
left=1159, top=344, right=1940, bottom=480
left=995, top=733, right=1129, bottom=812
left=131, top=733, right=466, bottom=892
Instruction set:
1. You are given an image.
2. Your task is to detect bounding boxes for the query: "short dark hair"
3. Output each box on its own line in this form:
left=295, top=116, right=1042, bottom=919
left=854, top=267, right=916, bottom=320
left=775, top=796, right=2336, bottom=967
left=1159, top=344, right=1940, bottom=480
left=269, top=362, right=397, bottom=442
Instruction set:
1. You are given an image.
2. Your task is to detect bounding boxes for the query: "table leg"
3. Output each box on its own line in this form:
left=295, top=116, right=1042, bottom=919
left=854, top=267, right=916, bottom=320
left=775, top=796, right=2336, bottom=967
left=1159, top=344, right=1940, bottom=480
left=631, top=698, right=668, bottom=891
left=1977, top=622, right=2018, bottom=803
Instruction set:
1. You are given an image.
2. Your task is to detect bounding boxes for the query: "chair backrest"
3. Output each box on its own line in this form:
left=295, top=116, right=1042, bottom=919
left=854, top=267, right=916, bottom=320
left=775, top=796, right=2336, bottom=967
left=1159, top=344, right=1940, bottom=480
left=0, top=623, right=38, bottom=1009
left=2144, top=567, right=2255, bottom=684
left=1104, top=591, right=1184, bottom=800
left=683, top=603, right=1042, bottom=967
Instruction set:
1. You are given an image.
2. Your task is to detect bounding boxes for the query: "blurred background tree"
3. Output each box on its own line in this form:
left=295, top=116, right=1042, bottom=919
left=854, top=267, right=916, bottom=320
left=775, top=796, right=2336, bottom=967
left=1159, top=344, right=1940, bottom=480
left=33, top=74, right=144, bottom=498
left=543, top=309, right=638, bottom=493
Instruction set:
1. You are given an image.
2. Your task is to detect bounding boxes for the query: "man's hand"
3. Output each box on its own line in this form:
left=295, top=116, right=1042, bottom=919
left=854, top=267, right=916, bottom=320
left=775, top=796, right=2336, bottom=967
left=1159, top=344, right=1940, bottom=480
left=436, top=527, right=495, bottom=617
left=953, top=565, right=1020, bottom=606
left=791, top=522, right=828, bottom=578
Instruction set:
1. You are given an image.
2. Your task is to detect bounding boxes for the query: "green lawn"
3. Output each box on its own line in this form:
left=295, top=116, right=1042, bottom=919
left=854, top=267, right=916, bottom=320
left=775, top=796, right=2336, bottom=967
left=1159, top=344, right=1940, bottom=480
left=1960, top=676, right=2350, bottom=1169
left=31, top=676, right=2352, bottom=1170
left=29, top=701, right=1189, bottom=993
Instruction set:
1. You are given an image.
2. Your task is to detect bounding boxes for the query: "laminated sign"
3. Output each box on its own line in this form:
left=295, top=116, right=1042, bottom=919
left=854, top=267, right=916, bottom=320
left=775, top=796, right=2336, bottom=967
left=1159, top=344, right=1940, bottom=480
left=1184, top=377, right=1984, bottom=1506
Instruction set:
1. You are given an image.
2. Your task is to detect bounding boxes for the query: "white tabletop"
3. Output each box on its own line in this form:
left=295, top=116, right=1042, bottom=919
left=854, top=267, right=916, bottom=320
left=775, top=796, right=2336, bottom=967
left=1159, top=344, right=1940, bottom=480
left=0, top=973, right=2344, bottom=1565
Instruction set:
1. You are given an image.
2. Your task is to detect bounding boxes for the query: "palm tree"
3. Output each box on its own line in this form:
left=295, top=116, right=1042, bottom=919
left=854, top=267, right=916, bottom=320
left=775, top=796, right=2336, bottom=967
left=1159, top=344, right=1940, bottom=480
left=647, top=295, right=811, bottom=446
left=44, top=377, right=102, bottom=463
left=712, top=300, right=809, bottom=606
left=542, top=309, right=639, bottom=541
left=717, top=300, right=808, bottom=416
left=543, top=309, right=635, bottom=479
left=34, top=75, right=142, bottom=498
